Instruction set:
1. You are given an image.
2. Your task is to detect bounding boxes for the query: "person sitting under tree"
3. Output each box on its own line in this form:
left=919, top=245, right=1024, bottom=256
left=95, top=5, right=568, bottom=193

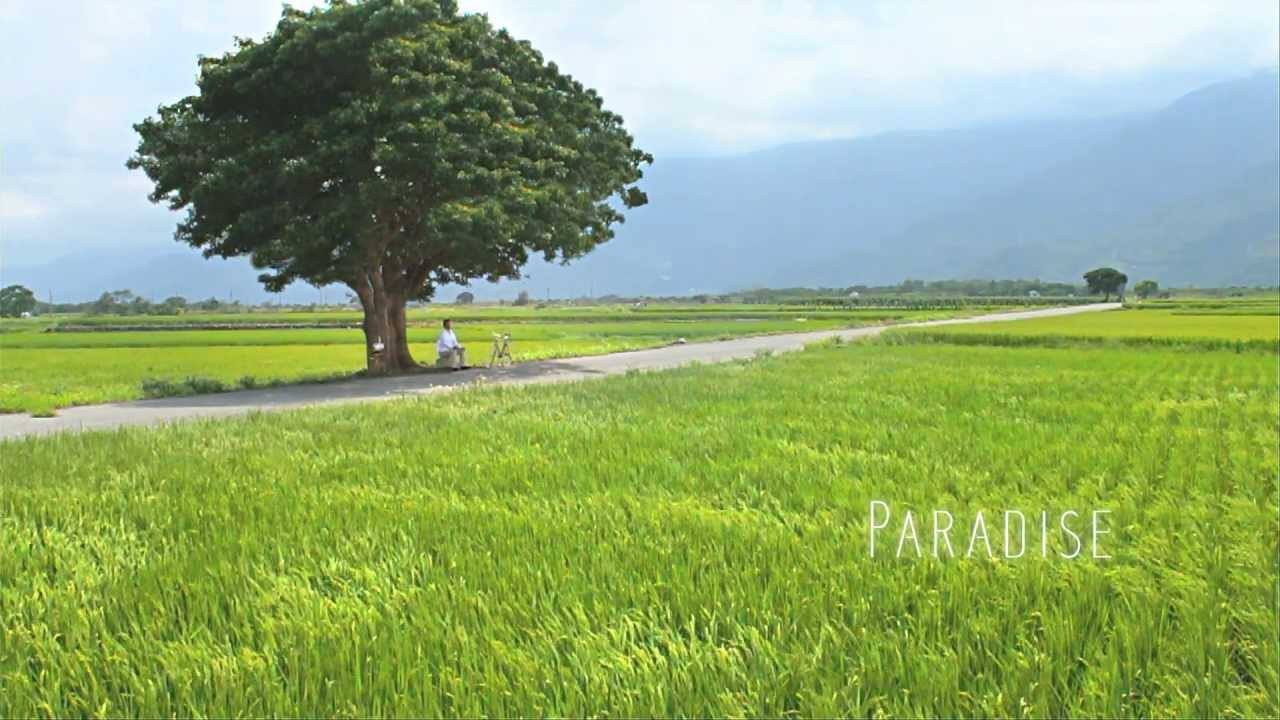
left=436, top=318, right=470, bottom=370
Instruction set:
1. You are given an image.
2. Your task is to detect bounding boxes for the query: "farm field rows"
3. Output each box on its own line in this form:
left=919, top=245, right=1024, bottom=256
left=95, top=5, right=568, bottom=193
left=903, top=306, right=1279, bottom=351
left=1131, top=295, right=1280, bottom=315
left=0, top=304, right=951, bottom=332
left=0, top=308, right=967, bottom=415
left=1, top=311, right=1276, bottom=716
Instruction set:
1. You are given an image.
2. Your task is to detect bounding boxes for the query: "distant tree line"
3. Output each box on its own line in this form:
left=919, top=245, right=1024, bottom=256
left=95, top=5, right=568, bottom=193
left=728, top=278, right=1086, bottom=304
left=34, top=290, right=242, bottom=316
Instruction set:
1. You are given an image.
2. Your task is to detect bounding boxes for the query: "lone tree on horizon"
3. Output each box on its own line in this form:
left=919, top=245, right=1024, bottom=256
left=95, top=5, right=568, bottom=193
left=129, top=0, right=650, bottom=374
left=1083, top=267, right=1129, bottom=302
left=1133, top=279, right=1159, bottom=299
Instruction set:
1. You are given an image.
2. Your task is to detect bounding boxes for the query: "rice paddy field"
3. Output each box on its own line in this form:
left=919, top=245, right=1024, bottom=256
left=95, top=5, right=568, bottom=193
left=905, top=305, right=1279, bottom=352
left=0, top=305, right=958, bottom=416
left=0, top=301, right=1276, bottom=716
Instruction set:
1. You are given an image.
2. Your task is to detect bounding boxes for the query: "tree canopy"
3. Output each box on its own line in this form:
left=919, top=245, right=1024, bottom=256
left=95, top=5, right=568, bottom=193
left=1133, top=280, right=1159, bottom=299
left=128, top=0, right=650, bottom=373
left=1083, top=267, right=1128, bottom=302
left=0, top=285, right=37, bottom=317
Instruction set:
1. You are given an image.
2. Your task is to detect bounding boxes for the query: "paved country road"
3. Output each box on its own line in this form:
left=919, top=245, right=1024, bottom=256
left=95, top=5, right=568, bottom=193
left=0, top=303, right=1120, bottom=440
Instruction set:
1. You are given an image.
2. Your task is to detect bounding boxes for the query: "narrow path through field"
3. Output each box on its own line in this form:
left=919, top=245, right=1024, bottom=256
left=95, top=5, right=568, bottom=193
left=0, top=303, right=1120, bottom=439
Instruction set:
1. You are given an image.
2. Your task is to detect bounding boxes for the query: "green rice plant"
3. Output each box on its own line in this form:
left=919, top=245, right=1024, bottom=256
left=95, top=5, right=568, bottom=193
left=898, top=330, right=1279, bottom=353
left=907, top=308, right=1279, bottom=348
left=1130, top=294, right=1279, bottom=315
left=9, top=304, right=954, bottom=332
left=0, top=340, right=1274, bottom=716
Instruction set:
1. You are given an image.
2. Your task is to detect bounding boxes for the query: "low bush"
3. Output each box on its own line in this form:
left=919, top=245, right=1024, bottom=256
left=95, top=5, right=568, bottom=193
left=140, top=375, right=229, bottom=398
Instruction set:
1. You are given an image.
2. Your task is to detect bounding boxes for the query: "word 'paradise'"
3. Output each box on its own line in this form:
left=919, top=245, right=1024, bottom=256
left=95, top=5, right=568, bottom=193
left=868, top=501, right=1111, bottom=559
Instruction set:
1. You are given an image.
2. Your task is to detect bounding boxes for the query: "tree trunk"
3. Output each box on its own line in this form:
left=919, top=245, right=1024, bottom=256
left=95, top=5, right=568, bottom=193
left=352, top=277, right=415, bottom=376
left=389, top=297, right=417, bottom=369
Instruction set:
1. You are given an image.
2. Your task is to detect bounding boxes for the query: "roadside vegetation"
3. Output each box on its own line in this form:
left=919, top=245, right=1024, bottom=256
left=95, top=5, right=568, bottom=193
left=1, top=308, right=1275, bottom=716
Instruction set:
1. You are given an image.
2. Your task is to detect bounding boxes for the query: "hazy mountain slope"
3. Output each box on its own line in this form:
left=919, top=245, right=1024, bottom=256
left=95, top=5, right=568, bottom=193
left=844, top=72, right=1280, bottom=285
left=1109, top=160, right=1280, bottom=286
left=514, top=116, right=1126, bottom=295
left=516, top=73, right=1279, bottom=294
left=2, top=252, right=341, bottom=306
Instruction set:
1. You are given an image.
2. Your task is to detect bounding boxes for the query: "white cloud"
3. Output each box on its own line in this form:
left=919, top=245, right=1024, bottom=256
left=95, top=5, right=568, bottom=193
left=0, top=191, right=46, bottom=221
left=462, top=0, right=1279, bottom=150
left=0, top=0, right=1275, bottom=264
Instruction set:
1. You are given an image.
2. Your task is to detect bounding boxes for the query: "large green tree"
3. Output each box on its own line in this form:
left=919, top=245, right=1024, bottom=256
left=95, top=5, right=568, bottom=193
left=1083, top=267, right=1128, bottom=302
left=128, top=0, right=650, bottom=374
left=0, top=285, right=37, bottom=317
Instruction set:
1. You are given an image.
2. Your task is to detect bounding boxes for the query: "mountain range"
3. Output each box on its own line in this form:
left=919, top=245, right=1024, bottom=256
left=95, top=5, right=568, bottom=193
left=5, top=71, right=1277, bottom=303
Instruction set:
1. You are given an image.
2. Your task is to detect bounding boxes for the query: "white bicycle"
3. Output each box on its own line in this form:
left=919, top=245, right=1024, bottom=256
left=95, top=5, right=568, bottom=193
left=489, top=333, right=513, bottom=368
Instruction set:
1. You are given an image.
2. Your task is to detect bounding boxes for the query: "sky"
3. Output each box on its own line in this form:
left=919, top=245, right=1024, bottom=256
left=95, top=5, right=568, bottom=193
left=1, top=0, right=1277, bottom=269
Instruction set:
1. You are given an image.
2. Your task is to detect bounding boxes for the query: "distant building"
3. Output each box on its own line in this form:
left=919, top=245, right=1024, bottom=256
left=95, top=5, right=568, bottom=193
left=1028, top=290, right=1041, bottom=298
left=847, top=290, right=860, bottom=298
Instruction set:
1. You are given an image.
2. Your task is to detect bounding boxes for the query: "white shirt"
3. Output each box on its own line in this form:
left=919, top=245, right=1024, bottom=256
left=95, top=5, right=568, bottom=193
left=437, top=328, right=461, bottom=353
